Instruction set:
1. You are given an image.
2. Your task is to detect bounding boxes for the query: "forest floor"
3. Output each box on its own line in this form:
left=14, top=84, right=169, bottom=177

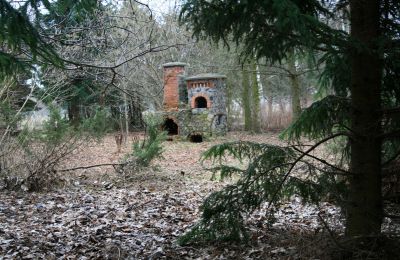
left=0, top=132, right=399, bottom=259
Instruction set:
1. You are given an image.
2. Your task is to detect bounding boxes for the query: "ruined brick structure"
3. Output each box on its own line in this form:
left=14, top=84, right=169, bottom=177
left=156, top=62, right=227, bottom=141
left=163, top=63, right=185, bottom=110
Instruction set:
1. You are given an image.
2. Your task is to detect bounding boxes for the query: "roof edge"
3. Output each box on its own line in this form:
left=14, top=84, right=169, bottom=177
left=162, top=62, right=187, bottom=68
left=185, top=73, right=227, bottom=81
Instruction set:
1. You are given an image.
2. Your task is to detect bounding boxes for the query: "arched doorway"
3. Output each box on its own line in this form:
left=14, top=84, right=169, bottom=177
left=162, top=118, right=178, bottom=135
left=194, top=96, right=208, bottom=108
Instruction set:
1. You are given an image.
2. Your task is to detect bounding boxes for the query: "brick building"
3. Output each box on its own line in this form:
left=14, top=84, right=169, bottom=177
left=157, top=62, right=227, bottom=141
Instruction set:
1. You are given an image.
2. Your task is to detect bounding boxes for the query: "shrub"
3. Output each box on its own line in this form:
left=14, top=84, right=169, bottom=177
left=1, top=106, right=111, bottom=191
left=131, top=114, right=166, bottom=167
left=79, top=107, right=112, bottom=140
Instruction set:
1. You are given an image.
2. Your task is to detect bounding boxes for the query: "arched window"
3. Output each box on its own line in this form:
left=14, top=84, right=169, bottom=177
left=162, top=118, right=178, bottom=135
left=195, top=96, right=208, bottom=108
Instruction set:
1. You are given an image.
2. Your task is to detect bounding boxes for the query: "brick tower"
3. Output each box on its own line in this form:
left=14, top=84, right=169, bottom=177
left=162, top=62, right=187, bottom=110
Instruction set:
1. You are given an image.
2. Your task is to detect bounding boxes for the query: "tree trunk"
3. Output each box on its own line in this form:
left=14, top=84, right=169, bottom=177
left=287, top=53, right=302, bottom=121
left=226, top=81, right=233, bottom=130
left=130, top=98, right=135, bottom=128
left=278, top=99, right=285, bottom=113
left=251, top=59, right=261, bottom=133
left=242, top=65, right=251, bottom=131
left=267, top=95, right=273, bottom=124
left=99, top=93, right=105, bottom=108
left=346, top=0, right=382, bottom=237
left=68, top=98, right=80, bottom=126
left=123, top=84, right=129, bottom=146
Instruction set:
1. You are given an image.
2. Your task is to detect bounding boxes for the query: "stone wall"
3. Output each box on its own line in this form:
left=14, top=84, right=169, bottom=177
left=154, top=109, right=215, bottom=139
left=187, top=79, right=226, bottom=115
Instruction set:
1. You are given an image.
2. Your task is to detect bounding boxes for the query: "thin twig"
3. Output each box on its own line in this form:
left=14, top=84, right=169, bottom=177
left=58, top=163, right=126, bottom=172
left=292, top=146, right=352, bottom=175
left=268, top=132, right=351, bottom=209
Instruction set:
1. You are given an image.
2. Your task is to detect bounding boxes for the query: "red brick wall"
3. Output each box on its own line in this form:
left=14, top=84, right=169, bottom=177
left=187, top=80, right=215, bottom=89
left=163, top=66, right=185, bottom=110
left=191, top=93, right=212, bottom=109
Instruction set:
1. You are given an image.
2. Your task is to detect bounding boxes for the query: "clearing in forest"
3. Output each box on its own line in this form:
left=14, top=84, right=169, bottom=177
left=0, top=132, right=372, bottom=259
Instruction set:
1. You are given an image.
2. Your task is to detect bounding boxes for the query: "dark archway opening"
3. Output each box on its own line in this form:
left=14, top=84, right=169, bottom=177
left=163, top=118, right=178, bottom=135
left=189, top=134, right=203, bottom=143
left=195, top=96, right=208, bottom=108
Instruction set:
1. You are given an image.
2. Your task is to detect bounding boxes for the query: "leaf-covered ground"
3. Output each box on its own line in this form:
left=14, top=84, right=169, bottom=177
left=0, top=132, right=398, bottom=259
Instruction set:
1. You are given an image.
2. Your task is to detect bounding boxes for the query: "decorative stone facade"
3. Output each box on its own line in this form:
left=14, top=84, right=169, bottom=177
left=155, top=62, right=228, bottom=140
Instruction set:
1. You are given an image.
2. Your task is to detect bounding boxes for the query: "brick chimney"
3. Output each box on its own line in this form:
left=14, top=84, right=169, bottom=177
left=163, top=62, right=186, bottom=110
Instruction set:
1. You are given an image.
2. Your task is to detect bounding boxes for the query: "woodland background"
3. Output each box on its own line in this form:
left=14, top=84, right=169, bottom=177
left=0, top=0, right=399, bottom=259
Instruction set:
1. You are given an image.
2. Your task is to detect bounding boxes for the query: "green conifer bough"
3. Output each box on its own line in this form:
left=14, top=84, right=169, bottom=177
left=179, top=0, right=400, bottom=244
left=0, top=0, right=98, bottom=79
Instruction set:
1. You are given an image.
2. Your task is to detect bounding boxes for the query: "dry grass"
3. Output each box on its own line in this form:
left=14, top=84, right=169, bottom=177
left=58, top=131, right=284, bottom=180
left=261, top=109, right=293, bottom=131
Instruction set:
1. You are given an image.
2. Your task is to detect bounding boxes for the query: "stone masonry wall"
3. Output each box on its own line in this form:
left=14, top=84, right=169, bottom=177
left=154, top=109, right=214, bottom=138
left=187, top=79, right=227, bottom=115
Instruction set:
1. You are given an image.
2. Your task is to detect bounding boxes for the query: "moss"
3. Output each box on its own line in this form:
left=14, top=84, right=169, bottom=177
left=146, top=106, right=225, bottom=140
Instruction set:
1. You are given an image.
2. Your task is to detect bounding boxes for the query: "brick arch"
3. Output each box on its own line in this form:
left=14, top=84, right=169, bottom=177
left=191, top=94, right=212, bottom=109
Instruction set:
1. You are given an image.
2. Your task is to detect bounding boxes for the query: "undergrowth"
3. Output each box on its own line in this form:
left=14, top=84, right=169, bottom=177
left=129, top=114, right=167, bottom=168
left=0, top=106, right=110, bottom=191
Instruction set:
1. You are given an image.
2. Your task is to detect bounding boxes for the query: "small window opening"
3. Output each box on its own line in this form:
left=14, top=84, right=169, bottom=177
left=189, top=134, right=203, bottom=143
left=195, top=96, right=207, bottom=108
left=162, top=118, right=178, bottom=135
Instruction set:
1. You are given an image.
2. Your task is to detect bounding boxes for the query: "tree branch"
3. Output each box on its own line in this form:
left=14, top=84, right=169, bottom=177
left=292, top=146, right=352, bottom=175
left=57, top=163, right=126, bottom=172
left=268, top=132, right=351, bottom=209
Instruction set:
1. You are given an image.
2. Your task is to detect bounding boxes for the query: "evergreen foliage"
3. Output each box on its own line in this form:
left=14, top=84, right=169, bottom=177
left=0, top=99, right=21, bottom=129
left=180, top=0, right=400, bottom=244
left=179, top=140, right=347, bottom=244
left=17, top=105, right=110, bottom=147
left=281, top=95, right=350, bottom=141
left=0, top=0, right=98, bottom=79
left=0, top=0, right=61, bottom=78
left=180, top=0, right=346, bottom=63
left=79, top=107, right=111, bottom=139
left=131, top=114, right=167, bottom=167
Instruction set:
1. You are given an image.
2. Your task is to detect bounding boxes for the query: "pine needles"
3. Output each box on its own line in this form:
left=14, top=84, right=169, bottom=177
left=280, top=95, right=350, bottom=141
left=131, top=114, right=167, bottom=167
left=179, top=139, right=347, bottom=245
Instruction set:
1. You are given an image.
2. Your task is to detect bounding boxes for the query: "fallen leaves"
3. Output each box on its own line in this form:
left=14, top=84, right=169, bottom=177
left=1, top=132, right=399, bottom=259
left=0, top=186, right=203, bottom=259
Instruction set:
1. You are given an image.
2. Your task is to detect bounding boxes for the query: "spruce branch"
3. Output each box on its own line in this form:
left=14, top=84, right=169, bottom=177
left=268, top=132, right=351, bottom=209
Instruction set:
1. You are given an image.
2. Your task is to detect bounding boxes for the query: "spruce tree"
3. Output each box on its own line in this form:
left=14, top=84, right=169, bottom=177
left=179, top=0, right=400, bottom=243
left=0, top=0, right=98, bottom=80
left=41, top=0, right=105, bottom=125
left=0, top=0, right=60, bottom=79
